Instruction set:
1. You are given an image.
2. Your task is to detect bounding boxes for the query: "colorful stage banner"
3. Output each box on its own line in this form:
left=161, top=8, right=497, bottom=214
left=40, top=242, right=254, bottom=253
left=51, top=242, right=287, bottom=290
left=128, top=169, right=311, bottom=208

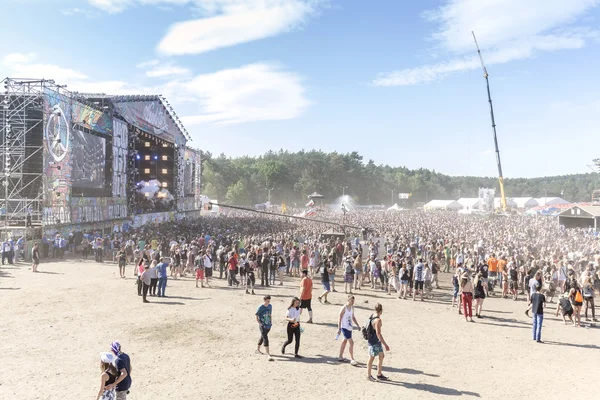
left=112, top=100, right=186, bottom=146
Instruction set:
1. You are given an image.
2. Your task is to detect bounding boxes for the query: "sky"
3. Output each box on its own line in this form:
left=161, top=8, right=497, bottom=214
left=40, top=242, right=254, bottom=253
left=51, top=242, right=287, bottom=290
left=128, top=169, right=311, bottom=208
left=1, top=0, right=600, bottom=178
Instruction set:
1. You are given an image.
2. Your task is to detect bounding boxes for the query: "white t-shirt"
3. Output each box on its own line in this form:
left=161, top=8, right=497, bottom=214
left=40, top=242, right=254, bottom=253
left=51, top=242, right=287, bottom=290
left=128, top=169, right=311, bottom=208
left=203, top=255, right=212, bottom=269
left=287, top=307, right=301, bottom=323
left=340, top=306, right=354, bottom=330
left=529, top=278, right=539, bottom=295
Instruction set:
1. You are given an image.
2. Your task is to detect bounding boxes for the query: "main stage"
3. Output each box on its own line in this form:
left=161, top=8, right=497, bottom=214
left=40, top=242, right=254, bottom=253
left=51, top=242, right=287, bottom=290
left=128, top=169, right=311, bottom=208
left=0, top=78, right=202, bottom=238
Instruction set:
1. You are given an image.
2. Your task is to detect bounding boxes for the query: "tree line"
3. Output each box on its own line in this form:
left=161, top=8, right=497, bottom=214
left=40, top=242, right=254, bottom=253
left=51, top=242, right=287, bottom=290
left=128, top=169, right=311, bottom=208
left=200, top=150, right=600, bottom=206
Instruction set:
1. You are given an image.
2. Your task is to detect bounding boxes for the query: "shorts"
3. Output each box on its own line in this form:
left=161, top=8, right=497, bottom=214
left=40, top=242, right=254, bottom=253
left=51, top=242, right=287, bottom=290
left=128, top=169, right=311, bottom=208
left=119, top=261, right=126, bottom=267
left=205, top=268, right=212, bottom=277
left=509, top=280, right=518, bottom=290
left=562, top=309, right=573, bottom=317
left=414, top=280, right=424, bottom=290
left=341, top=328, right=352, bottom=340
left=116, top=391, right=128, bottom=400
left=453, top=285, right=459, bottom=299
left=344, top=273, right=353, bottom=283
left=574, top=301, right=583, bottom=307
left=196, top=269, right=204, bottom=279
left=368, top=342, right=384, bottom=357
left=32, top=258, right=39, bottom=266
left=322, top=281, right=331, bottom=291
left=401, top=280, right=408, bottom=285
left=300, top=298, right=312, bottom=310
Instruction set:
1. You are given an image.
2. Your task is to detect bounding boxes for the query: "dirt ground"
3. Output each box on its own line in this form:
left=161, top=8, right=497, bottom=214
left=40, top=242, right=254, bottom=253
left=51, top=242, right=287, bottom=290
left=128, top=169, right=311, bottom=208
left=1, top=258, right=599, bottom=400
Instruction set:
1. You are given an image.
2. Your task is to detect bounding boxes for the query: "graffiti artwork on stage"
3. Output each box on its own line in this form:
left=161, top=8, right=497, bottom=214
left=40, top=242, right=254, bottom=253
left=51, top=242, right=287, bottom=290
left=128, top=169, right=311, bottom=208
left=70, top=197, right=128, bottom=224
left=112, top=119, right=128, bottom=198
left=132, top=211, right=176, bottom=227
left=112, top=100, right=187, bottom=146
left=42, top=88, right=73, bottom=225
left=72, top=101, right=112, bottom=135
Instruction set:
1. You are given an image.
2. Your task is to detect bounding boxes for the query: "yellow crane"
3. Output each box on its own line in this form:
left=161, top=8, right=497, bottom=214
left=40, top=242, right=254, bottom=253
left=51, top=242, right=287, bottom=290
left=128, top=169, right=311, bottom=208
left=472, top=32, right=507, bottom=212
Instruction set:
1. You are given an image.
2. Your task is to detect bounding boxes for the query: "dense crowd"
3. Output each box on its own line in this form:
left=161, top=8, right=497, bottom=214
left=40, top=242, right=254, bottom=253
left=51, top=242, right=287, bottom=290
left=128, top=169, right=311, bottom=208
left=27, top=209, right=600, bottom=396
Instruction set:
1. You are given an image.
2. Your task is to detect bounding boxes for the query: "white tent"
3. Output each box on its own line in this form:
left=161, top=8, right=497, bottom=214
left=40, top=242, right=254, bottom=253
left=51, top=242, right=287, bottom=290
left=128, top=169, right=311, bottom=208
left=457, top=198, right=480, bottom=210
left=424, top=200, right=463, bottom=211
left=536, top=197, right=571, bottom=206
left=387, top=203, right=405, bottom=211
left=512, top=197, right=539, bottom=209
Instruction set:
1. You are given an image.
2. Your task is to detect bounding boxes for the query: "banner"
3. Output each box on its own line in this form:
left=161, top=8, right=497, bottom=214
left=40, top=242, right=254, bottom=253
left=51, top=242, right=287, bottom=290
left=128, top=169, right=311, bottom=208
left=113, top=100, right=186, bottom=145
left=398, top=193, right=412, bottom=199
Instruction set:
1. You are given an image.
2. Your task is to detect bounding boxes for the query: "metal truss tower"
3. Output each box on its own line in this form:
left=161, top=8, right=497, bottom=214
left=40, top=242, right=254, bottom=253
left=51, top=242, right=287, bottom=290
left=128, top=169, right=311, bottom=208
left=0, top=78, right=56, bottom=231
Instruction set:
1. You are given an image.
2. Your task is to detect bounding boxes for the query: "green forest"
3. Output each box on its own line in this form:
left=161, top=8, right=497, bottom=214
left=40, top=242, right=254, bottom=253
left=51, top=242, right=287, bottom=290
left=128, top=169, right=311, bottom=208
left=200, top=150, right=600, bottom=206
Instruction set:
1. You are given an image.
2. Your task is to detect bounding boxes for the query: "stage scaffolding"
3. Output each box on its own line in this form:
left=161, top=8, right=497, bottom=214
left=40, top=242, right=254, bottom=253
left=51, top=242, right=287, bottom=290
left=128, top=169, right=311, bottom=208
left=0, top=78, right=61, bottom=232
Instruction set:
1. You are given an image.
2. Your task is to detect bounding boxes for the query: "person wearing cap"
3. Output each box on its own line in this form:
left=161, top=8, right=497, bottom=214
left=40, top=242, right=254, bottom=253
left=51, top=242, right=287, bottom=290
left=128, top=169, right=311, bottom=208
left=107, top=341, right=132, bottom=400
left=96, top=352, right=118, bottom=400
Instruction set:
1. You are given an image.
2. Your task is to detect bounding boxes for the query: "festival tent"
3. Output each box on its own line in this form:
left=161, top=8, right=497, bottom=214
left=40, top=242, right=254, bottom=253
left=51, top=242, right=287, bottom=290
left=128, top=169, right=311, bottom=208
left=424, top=200, right=463, bottom=211
left=512, top=197, right=539, bottom=209
left=387, top=203, right=405, bottom=211
left=536, top=197, right=571, bottom=206
left=457, top=198, right=480, bottom=210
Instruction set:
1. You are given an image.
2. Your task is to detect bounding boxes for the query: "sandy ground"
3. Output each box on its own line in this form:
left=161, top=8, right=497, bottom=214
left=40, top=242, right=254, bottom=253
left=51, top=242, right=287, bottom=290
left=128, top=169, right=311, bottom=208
left=1, top=258, right=599, bottom=400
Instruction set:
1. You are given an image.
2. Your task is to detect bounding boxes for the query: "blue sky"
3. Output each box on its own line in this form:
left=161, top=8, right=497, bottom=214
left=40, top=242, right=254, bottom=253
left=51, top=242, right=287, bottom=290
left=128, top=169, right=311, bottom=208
left=2, top=0, right=600, bottom=178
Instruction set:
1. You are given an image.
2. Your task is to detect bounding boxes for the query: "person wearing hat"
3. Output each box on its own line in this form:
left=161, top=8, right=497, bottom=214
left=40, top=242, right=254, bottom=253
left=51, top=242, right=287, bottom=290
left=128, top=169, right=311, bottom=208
left=96, top=352, right=118, bottom=400
left=107, top=341, right=132, bottom=400
left=459, top=272, right=474, bottom=322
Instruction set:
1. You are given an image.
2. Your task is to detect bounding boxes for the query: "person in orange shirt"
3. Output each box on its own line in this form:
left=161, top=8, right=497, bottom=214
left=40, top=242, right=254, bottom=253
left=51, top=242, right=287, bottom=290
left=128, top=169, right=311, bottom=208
left=299, top=269, right=314, bottom=323
left=488, top=254, right=498, bottom=289
left=497, top=257, right=507, bottom=289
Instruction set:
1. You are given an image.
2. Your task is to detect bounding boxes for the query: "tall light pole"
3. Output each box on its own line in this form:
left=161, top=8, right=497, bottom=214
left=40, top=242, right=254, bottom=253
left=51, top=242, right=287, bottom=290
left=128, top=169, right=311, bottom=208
left=266, top=187, right=274, bottom=204
left=340, top=185, right=348, bottom=196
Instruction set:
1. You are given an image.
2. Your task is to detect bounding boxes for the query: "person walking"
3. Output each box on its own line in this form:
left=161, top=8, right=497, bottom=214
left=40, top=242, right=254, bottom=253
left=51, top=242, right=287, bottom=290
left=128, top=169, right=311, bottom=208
left=108, top=341, right=132, bottom=400
left=337, top=295, right=359, bottom=366
left=318, top=257, right=333, bottom=304
left=366, top=303, right=390, bottom=382
left=299, top=269, right=314, bottom=323
left=255, top=295, right=274, bottom=361
left=281, top=297, right=303, bottom=358
left=96, top=352, right=118, bottom=400
left=412, top=258, right=425, bottom=301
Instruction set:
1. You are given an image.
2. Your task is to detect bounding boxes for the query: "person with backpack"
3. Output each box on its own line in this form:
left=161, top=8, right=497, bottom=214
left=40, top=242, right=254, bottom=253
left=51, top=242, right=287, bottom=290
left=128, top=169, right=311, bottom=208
left=364, top=303, right=389, bottom=382
left=108, top=341, right=132, bottom=400
left=555, top=293, right=575, bottom=325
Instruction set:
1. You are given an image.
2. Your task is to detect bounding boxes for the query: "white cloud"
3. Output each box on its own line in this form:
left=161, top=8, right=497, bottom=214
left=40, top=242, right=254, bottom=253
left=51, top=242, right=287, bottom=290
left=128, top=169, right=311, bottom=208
left=157, top=1, right=318, bottom=55
left=145, top=63, right=191, bottom=78
left=175, top=63, right=310, bottom=125
left=375, top=0, right=600, bottom=86
left=1, top=55, right=310, bottom=126
left=62, top=7, right=100, bottom=17
left=136, top=59, right=160, bottom=68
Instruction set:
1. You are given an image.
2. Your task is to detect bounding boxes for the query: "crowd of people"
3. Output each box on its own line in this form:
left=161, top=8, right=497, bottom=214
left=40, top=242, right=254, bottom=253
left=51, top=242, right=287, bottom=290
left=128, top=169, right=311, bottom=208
left=11, top=208, right=600, bottom=389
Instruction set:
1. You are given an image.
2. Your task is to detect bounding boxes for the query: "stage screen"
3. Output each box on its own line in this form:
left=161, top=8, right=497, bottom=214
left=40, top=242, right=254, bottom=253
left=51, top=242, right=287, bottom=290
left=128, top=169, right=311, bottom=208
left=71, top=129, right=106, bottom=189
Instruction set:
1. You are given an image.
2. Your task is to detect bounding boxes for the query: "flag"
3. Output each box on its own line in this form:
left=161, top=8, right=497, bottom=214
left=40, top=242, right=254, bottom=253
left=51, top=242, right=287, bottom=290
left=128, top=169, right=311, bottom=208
left=306, top=199, right=315, bottom=207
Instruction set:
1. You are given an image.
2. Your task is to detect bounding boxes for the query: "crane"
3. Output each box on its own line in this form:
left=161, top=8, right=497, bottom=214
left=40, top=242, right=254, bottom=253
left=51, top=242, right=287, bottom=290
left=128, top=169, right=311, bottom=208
left=472, top=31, right=507, bottom=212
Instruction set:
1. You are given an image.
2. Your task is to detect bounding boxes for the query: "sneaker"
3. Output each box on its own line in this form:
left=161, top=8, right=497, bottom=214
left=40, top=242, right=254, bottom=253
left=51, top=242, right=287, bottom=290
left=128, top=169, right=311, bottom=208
left=324, top=300, right=331, bottom=305
left=367, top=376, right=377, bottom=382
left=536, top=340, right=543, bottom=343
left=350, top=360, right=358, bottom=366
left=294, top=354, right=303, bottom=359
left=268, top=356, right=274, bottom=361
left=525, top=310, right=529, bottom=317
left=376, top=374, right=389, bottom=381
left=318, top=296, right=323, bottom=304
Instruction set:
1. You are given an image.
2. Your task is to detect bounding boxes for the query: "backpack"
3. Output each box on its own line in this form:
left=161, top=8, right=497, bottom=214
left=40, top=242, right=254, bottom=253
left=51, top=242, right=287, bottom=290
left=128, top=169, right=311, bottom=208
left=361, top=315, right=379, bottom=341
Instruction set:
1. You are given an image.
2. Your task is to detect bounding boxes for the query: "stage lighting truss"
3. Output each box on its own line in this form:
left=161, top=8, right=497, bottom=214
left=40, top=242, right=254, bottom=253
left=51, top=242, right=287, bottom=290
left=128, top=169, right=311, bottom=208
left=0, top=78, right=54, bottom=230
